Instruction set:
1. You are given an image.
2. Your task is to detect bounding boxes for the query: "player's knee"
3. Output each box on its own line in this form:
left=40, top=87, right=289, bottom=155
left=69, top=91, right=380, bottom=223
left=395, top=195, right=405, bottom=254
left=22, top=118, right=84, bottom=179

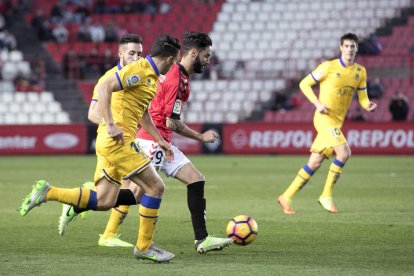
left=337, top=148, right=351, bottom=162
left=308, top=159, right=322, bottom=170
left=191, top=174, right=205, bottom=183
left=96, top=194, right=116, bottom=210
left=188, top=171, right=205, bottom=183
left=148, top=177, right=165, bottom=196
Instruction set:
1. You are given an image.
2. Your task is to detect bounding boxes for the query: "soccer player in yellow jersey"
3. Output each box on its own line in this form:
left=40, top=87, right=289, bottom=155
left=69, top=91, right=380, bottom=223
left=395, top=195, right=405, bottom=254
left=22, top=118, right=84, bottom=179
left=66, top=34, right=145, bottom=248
left=87, top=34, right=143, bottom=124
left=19, top=34, right=181, bottom=263
left=277, top=33, right=377, bottom=215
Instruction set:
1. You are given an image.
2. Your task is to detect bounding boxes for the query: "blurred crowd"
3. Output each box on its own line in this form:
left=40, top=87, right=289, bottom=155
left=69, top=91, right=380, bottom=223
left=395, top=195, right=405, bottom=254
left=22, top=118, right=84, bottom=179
left=31, top=0, right=170, bottom=44
left=0, top=1, right=44, bottom=92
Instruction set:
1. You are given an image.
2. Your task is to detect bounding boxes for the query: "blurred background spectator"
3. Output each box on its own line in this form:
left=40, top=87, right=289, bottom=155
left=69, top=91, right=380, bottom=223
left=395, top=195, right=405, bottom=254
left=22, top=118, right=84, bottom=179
left=350, top=106, right=366, bottom=121
left=389, top=91, right=409, bottom=121
left=52, top=23, right=69, bottom=43
left=359, top=33, right=382, bottom=56
left=367, top=77, right=384, bottom=99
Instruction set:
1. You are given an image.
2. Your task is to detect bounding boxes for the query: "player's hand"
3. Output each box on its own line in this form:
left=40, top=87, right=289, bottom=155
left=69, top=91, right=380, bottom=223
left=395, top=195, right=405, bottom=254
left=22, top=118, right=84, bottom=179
left=158, top=139, right=174, bottom=162
left=107, top=124, right=124, bottom=144
left=366, top=101, right=377, bottom=112
left=314, top=101, right=328, bottom=114
left=201, top=130, right=219, bottom=143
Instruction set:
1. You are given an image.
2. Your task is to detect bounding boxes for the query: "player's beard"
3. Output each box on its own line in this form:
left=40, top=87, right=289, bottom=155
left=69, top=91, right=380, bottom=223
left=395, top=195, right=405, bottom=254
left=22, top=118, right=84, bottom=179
left=193, top=56, right=205, bottom=73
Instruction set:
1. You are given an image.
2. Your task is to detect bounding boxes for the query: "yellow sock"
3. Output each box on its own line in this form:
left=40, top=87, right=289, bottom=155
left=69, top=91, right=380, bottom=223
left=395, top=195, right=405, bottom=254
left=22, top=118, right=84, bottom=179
left=137, top=194, right=161, bottom=251
left=282, top=165, right=314, bottom=200
left=46, top=187, right=92, bottom=208
left=102, top=205, right=130, bottom=239
left=321, top=159, right=345, bottom=197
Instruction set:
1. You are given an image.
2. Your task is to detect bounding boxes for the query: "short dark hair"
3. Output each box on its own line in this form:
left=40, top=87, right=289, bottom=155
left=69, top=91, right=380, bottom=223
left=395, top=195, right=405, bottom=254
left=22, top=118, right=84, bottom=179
left=150, top=34, right=180, bottom=58
left=119, top=34, right=142, bottom=45
left=182, top=32, right=212, bottom=55
left=340, top=33, right=359, bottom=45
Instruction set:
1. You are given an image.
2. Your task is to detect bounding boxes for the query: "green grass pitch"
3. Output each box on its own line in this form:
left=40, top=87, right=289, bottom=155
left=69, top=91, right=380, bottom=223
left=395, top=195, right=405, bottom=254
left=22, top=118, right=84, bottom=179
left=0, top=155, right=413, bottom=275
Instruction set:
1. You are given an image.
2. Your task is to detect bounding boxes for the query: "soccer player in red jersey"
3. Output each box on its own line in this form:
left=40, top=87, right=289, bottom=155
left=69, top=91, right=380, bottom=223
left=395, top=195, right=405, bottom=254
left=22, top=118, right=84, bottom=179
left=135, top=32, right=233, bottom=253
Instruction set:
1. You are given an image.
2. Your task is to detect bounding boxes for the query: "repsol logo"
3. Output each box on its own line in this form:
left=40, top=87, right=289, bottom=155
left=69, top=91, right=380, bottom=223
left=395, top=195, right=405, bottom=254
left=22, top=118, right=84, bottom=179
left=248, top=130, right=313, bottom=148
left=347, top=129, right=414, bottom=148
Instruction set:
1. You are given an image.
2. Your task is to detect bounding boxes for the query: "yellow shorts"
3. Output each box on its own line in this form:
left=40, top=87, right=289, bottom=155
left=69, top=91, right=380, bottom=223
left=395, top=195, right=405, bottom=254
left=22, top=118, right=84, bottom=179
left=310, top=125, right=347, bottom=158
left=95, top=133, right=151, bottom=185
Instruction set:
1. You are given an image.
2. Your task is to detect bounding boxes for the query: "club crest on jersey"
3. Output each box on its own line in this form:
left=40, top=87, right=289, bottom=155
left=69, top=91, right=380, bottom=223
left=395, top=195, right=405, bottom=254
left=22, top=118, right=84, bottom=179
left=355, top=74, right=359, bottom=81
left=336, top=73, right=341, bottom=78
left=126, top=75, right=140, bottom=87
left=147, top=79, right=151, bottom=86
left=173, top=99, right=182, bottom=114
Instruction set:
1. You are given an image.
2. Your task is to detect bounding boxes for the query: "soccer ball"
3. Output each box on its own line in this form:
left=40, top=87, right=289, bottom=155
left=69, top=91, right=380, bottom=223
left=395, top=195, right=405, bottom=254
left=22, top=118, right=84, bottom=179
left=226, top=215, right=258, bottom=245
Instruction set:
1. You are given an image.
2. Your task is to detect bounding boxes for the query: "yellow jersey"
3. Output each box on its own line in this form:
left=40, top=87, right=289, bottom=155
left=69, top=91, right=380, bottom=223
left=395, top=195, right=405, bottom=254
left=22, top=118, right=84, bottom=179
left=97, top=55, right=160, bottom=140
left=310, top=58, right=367, bottom=126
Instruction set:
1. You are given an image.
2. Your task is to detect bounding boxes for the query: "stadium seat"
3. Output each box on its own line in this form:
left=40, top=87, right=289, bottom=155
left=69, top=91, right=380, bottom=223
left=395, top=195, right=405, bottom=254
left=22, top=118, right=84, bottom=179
left=9, top=50, right=23, bottom=62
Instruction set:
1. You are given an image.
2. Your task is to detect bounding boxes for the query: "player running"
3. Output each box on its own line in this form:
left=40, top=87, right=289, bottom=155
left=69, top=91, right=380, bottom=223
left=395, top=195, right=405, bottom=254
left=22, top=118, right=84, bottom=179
left=277, top=33, right=377, bottom=214
left=59, top=32, right=233, bottom=254
left=136, top=32, right=233, bottom=253
left=19, top=34, right=181, bottom=263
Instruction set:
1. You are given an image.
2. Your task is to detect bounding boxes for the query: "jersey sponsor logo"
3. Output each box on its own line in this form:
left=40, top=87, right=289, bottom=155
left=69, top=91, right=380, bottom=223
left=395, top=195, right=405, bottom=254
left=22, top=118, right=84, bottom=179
left=172, top=99, right=182, bottom=114
left=126, top=74, right=140, bottom=87
left=44, top=133, right=79, bottom=149
left=336, top=86, right=355, bottom=97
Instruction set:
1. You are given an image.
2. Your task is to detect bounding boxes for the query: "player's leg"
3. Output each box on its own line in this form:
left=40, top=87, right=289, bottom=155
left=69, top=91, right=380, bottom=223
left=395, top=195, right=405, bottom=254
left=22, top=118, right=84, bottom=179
left=19, top=179, right=98, bottom=217
left=167, top=147, right=233, bottom=253
left=319, top=143, right=350, bottom=213
left=58, top=176, right=121, bottom=235
left=278, top=152, right=324, bottom=214
left=128, top=165, right=174, bottom=262
left=99, top=180, right=144, bottom=247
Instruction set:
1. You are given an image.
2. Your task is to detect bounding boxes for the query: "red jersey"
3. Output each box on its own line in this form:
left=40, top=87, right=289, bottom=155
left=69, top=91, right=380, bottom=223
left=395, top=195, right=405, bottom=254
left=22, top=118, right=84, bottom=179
left=137, top=62, right=190, bottom=142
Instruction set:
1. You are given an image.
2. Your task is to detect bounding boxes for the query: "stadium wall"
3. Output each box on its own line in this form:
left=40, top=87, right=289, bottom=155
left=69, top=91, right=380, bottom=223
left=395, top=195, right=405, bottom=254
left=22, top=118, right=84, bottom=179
left=0, top=122, right=413, bottom=155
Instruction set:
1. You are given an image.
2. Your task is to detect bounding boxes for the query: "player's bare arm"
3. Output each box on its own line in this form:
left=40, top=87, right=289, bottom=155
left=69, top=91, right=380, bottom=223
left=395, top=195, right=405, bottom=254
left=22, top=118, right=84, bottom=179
left=139, top=110, right=174, bottom=162
left=97, top=75, right=124, bottom=144
left=88, top=100, right=102, bottom=125
left=166, top=117, right=218, bottom=143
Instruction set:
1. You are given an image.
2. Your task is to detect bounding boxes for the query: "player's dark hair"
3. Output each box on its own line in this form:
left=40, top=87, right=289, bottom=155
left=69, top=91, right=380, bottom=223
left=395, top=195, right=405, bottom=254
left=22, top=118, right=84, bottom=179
left=340, top=33, right=359, bottom=45
left=182, top=32, right=212, bottom=55
left=119, top=34, right=142, bottom=45
left=150, top=34, right=181, bottom=58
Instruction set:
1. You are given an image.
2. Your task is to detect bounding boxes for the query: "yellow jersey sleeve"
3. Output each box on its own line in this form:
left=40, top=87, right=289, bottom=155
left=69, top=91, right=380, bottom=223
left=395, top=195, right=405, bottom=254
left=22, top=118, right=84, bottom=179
left=311, top=61, right=330, bottom=82
left=299, top=61, right=330, bottom=104
left=356, top=67, right=370, bottom=109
